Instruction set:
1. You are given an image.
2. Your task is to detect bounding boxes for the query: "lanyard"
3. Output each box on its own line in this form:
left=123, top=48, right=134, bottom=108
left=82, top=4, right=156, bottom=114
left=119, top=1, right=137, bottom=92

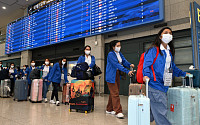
left=163, top=51, right=173, bottom=72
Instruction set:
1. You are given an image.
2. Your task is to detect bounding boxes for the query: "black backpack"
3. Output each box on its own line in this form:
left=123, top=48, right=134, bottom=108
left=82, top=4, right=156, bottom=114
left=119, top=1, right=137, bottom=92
left=71, top=62, right=93, bottom=80
left=0, top=69, right=9, bottom=80
left=29, top=69, right=40, bottom=80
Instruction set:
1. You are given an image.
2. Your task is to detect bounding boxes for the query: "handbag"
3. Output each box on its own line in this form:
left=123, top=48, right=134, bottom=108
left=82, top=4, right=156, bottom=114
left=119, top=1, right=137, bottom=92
left=93, top=64, right=102, bottom=76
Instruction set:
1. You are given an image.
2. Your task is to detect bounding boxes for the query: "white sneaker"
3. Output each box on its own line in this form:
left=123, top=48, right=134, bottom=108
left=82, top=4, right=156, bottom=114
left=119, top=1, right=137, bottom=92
left=116, top=113, right=124, bottom=119
left=56, top=101, right=60, bottom=106
left=106, top=111, right=116, bottom=115
left=28, top=96, right=31, bottom=100
left=44, top=98, right=48, bottom=103
left=50, top=100, right=56, bottom=104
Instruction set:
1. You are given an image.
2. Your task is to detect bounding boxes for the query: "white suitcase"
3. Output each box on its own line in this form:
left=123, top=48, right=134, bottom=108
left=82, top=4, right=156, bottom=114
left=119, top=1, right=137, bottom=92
left=167, top=75, right=199, bottom=125
left=128, top=79, right=150, bottom=125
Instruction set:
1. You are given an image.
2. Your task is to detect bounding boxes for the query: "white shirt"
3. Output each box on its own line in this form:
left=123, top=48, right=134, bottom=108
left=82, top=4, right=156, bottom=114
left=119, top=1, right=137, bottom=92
left=9, top=68, right=14, bottom=78
left=9, top=68, right=14, bottom=73
left=42, top=65, right=49, bottom=78
left=85, top=55, right=92, bottom=66
left=160, top=44, right=171, bottom=72
left=115, top=52, right=122, bottom=64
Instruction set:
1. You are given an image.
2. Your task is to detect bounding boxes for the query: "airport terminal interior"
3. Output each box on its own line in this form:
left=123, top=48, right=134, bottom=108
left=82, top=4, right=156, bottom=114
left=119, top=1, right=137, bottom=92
left=0, top=0, right=200, bottom=125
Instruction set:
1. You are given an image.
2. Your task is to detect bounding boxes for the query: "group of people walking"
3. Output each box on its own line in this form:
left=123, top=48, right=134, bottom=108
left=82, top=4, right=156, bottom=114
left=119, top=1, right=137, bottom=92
left=105, top=27, right=188, bottom=124
left=0, top=27, right=188, bottom=124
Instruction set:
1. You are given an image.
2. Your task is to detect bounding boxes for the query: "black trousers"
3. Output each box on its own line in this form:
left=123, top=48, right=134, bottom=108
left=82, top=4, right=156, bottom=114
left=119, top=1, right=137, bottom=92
left=28, top=84, right=32, bottom=97
left=51, top=82, right=60, bottom=101
left=10, top=78, right=15, bottom=96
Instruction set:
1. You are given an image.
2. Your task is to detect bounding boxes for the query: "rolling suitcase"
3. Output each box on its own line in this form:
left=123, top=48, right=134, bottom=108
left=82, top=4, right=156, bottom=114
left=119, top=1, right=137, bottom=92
left=30, top=79, right=43, bottom=102
left=14, top=79, right=28, bottom=101
left=0, top=79, right=11, bottom=97
left=167, top=75, right=199, bottom=125
left=129, top=68, right=146, bottom=96
left=129, top=84, right=146, bottom=96
left=69, top=80, right=94, bottom=114
left=128, top=79, right=150, bottom=125
left=62, top=83, right=71, bottom=105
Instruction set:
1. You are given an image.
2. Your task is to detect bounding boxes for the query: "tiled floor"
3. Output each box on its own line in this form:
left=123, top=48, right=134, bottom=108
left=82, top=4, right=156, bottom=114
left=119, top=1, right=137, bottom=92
left=0, top=93, right=156, bottom=125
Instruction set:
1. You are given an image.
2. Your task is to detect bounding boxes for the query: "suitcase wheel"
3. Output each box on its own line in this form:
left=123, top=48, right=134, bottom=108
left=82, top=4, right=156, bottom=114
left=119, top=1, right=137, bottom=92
left=85, top=111, right=87, bottom=114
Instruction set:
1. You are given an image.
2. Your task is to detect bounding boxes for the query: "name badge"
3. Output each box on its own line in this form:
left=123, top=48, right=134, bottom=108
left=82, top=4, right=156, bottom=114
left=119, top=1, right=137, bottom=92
left=164, top=72, right=172, bottom=86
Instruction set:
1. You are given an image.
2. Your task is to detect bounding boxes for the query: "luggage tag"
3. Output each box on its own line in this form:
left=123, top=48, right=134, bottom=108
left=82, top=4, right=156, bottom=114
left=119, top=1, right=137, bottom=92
left=164, top=67, right=173, bottom=86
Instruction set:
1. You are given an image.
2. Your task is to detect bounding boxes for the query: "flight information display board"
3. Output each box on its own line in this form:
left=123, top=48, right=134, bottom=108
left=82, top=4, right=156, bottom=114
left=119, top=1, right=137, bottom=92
left=6, top=0, right=163, bottom=54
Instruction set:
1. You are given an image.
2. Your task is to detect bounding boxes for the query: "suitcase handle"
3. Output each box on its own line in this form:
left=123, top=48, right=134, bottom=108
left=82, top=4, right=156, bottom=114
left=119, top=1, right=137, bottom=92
left=130, top=68, right=145, bottom=95
left=181, top=74, right=193, bottom=88
left=145, top=78, right=149, bottom=98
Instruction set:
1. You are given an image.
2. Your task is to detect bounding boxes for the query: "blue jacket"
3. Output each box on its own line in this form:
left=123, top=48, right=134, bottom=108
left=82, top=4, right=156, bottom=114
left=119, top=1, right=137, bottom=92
left=25, top=66, right=38, bottom=84
left=21, top=69, right=26, bottom=77
left=40, top=65, right=52, bottom=85
left=143, top=47, right=186, bottom=93
left=77, top=55, right=96, bottom=69
left=48, top=63, right=69, bottom=84
left=8, top=68, right=17, bottom=81
left=106, top=51, right=131, bottom=83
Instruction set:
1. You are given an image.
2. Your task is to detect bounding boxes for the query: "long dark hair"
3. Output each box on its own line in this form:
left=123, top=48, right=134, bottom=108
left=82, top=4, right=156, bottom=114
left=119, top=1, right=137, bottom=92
left=83, top=45, right=91, bottom=55
left=9, top=63, right=15, bottom=69
left=147, top=27, right=175, bottom=59
left=45, top=58, right=50, bottom=66
left=59, top=57, right=67, bottom=68
left=110, top=40, right=120, bottom=51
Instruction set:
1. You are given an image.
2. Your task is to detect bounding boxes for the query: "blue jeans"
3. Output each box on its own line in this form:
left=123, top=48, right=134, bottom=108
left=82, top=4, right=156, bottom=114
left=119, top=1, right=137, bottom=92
left=149, top=86, right=171, bottom=125
left=42, top=81, right=49, bottom=98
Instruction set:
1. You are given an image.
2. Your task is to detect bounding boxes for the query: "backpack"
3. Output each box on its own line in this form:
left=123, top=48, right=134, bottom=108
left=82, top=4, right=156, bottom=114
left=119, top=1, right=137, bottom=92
left=75, top=62, right=89, bottom=72
left=71, top=62, right=93, bottom=80
left=0, top=69, right=9, bottom=80
left=136, top=47, right=159, bottom=83
left=29, top=69, right=40, bottom=80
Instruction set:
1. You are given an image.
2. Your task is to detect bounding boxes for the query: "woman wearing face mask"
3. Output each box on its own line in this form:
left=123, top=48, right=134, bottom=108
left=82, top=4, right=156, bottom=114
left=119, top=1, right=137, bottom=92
left=106, top=40, right=134, bottom=119
left=41, top=59, right=52, bottom=103
left=8, top=63, right=17, bottom=96
left=25, top=60, right=37, bottom=99
left=143, top=27, right=189, bottom=125
left=48, top=57, right=69, bottom=106
left=21, top=65, right=28, bottom=78
left=77, top=45, right=95, bottom=79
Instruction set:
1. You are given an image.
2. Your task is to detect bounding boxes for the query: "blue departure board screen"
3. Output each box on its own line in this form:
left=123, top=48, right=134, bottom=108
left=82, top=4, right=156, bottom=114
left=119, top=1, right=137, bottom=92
left=6, top=0, right=164, bottom=54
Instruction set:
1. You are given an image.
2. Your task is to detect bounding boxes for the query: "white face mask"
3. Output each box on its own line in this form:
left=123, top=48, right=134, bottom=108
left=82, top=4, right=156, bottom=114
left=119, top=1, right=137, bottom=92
left=31, top=63, right=35, bottom=66
left=161, top=34, right=173, bottom=44
left=115, top=47, right=121, bottom=52
left=11, top=66, right=14, bottom=68
left=23, top=67, right=26, bottom=70
left=85, top=50, right=91, bottom=55
left=62, top=61, right=66, bottom=65
left=45, top=62, right=49, bottom=65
